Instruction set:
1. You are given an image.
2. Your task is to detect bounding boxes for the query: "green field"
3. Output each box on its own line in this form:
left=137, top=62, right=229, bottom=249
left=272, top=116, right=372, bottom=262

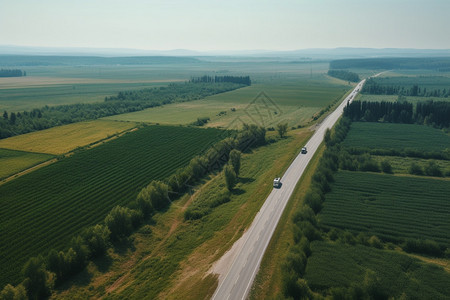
left=320, top=171, right=450, bottom=246
left=0, top=62, right=337, bottom=113
left=305, top=241, right=450, bottom=299
left=343, top=122, right=450, bottom=152
left=0, top=120, right=137, bottom=154
left=106, top=78, right=349, bottom=128
left=372, top=155, right=450, bottom=174
left=0, top=148, right=53, bottom=179
left=0, top=125, right=222, bottom=288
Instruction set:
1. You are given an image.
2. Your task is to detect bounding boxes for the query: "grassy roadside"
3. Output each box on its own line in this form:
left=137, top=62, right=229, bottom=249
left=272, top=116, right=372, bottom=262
left=249, top=143, right=325, bottom=299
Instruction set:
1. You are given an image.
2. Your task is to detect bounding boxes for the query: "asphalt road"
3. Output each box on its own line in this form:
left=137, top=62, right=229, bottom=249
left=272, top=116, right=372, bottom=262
left=212, top=80, right=365, bottom=300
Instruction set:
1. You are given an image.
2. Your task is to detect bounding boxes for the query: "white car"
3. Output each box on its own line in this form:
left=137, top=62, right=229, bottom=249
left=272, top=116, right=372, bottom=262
left=273, top=177, right=281, bottom=188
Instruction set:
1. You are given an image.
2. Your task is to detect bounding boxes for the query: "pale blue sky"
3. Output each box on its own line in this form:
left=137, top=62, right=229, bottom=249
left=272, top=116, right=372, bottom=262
left=0, top=0, right=449, bottom=50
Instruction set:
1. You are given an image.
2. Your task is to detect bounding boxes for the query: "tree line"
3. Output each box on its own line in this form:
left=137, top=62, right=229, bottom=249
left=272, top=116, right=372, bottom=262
left=327, top=69, right=360, bottom=82
left=344, top=100, right=450, bottom=128
left=362, top=78, right=450, bottom=97
left=0, top=69, right=26, bottom=77
left=329, top=57, right=450, bottom=70
left=189, top=75, right=251, bottom=86
left=0, top=124, right=266, bottom=299
left=0, top=81, right=245, bottom=139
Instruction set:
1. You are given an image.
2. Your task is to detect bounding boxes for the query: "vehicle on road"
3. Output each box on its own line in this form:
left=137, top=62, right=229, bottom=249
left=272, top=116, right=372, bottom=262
left=301, top=147, right=307, bottom=154
left=273, top=177, right=281, bottom=188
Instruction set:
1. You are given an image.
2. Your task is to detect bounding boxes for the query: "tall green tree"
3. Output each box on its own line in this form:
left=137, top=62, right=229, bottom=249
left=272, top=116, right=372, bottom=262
left=277, top=123, right=288, bottom=138
left=224, top=164, right=237, bottom=191
left=22, top=256, right=53, bottom=300
left=229, top=149, right=241, bottom=177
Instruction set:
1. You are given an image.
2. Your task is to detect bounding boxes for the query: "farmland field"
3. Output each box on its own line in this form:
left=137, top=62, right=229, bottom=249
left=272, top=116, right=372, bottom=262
left=304, top=241, right=450, bottom=298
left=320, top=171, right=450, bottom=246
left=364, top=74, right=450, bottom=91
left=0, top=125, right=222, bottom=287
left=0, top=62, right=335, bottom=113
left=342, top=122, right=450, bottom=152
left=106, top=78, right=349, bottom=128
left=0, top=148, right=53, bottom=179
left=371, top=155, right=450, bottom=174
left=0, top=120, right=137, bottom=154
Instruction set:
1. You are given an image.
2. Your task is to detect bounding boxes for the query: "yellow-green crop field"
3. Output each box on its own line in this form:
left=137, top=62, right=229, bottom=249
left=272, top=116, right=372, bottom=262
left=0, top=120, right=137, bottom=155
left=0, top=149, right=53, bottom=179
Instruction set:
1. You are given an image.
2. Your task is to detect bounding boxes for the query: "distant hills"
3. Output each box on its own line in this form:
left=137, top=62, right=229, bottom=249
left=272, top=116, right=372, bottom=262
left=1, top=45, right=450, bottom=60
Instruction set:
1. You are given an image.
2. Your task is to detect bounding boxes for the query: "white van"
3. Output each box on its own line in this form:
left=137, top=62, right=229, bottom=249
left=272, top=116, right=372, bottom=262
left=273, top=177, right=281, bottom=188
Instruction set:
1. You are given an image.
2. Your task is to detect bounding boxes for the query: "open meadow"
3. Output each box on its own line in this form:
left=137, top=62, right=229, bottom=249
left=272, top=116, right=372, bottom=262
left=0, top=125, right=222, bottom=288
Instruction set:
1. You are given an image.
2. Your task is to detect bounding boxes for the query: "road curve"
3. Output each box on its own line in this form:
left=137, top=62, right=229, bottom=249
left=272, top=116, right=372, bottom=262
left=212, top=80, right=365, bottom=300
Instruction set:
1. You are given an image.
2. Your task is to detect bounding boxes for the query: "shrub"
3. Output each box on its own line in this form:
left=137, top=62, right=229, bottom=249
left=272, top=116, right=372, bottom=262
left=424, top=161, right=443, bottom=177
left=0, top=284, right=27, bottom=300
left=380, top=160, right=393, bottom=174
left=403, top=239, right=443, bottom=256
left=369, top=235, right=383, bottom=249
left=409, top=162, right=424, bottom=175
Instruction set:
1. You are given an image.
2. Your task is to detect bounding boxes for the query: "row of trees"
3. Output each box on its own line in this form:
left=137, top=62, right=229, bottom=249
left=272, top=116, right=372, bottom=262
left=0, top=82, right=244, bottom=139
left=0, top=124, right=265, bottom=299
left=327, top=69, right=360, bottom=82
left=0, top=69, right=26, bottom=77
left=189, top=75, right=251, bottom=86
left=329, top=57, right=450, bottom=70
left=362, top=78, right=449, bottom=97
left=344, top=100, right=450, bottom=128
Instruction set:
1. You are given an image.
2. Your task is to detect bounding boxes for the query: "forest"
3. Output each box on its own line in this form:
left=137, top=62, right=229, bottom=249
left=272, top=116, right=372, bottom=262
left=329, top=57, right=450, bottom=70
left=362, top=78, right=450, bottom=97
left=327, top=70, right=360, bottom=82
left=0, top=69, right=26, bottom=77
left=189, top=75, right=251, bottom=85
left=344, top=100, right=450, bottom=128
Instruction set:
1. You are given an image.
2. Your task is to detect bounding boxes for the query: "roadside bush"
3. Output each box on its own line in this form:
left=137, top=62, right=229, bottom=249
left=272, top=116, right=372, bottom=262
left=303, top=189, right=323, bottom=214
left=298, top=221, right=322, bottom=242
left=184, top=208, right=209, bottom=221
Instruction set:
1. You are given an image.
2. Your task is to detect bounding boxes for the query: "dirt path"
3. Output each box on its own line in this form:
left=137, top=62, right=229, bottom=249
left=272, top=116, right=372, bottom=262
left=103, top=176, right=218, bottom=296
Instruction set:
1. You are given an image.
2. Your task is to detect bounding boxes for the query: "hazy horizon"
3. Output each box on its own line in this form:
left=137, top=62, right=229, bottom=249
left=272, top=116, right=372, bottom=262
left=1, top=0, right=449, bottom=51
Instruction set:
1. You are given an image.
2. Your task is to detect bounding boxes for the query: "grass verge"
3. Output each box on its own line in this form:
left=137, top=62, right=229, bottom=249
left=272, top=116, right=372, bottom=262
left=249, top=143, right=325, bottom=299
